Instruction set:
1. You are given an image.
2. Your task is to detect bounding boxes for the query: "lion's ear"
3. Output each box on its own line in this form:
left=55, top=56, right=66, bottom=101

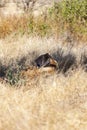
left=50, top=58, right=58, bottom=67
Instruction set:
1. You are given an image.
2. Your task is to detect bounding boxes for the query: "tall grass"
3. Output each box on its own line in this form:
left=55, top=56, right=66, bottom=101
left=0, top=68, right=87, bottom=130
left=0, top=36, right=87, bottom=85
left=0, top=1, right=87, bottom=128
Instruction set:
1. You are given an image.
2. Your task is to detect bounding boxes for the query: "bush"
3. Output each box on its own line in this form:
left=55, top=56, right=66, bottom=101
left=48, top=0, right=87, bottom=40
left=50, top=0, right=87, bottom=22
left=0, top=0, right=87, bottom=41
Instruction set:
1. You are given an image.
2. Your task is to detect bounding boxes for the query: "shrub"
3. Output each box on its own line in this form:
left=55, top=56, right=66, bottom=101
left=0, top=0, right=87, bottom=41
left=48, top=0, right=87, bottom=40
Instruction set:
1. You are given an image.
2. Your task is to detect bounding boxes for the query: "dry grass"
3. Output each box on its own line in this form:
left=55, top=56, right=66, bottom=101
left=0, top=13, right=87, bottom=42
left=0, top=15, right=29, bottom=38
left=0, top=35, right=86, bottom=80
left=0, top=0, right=87, bottom=42
left=0, top=36, right=87, bottom=129
left=0, top=68, right=87, bottom=130
left=0, top=1, right=87, bottom=129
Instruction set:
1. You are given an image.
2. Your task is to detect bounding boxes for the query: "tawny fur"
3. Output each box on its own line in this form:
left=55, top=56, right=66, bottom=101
left=21, top=66, right=56, bottom=79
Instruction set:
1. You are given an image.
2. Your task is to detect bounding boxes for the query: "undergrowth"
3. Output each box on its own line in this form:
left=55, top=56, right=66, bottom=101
left=0, top=0, right=87, bottom=41
left=0, top=48, right=87, bottom=85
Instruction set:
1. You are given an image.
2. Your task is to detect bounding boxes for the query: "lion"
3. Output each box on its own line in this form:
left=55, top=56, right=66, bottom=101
left=20, top=53, right=58, bottom=79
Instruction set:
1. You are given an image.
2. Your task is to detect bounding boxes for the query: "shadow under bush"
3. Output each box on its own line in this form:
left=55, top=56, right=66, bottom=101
left=52, top=49, right=76, bottom=73
left=0, top=49, right=87, bottom=85
left=0, top=51, right=39, bottom=85
left=80, top=53, right=87, bottom=71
